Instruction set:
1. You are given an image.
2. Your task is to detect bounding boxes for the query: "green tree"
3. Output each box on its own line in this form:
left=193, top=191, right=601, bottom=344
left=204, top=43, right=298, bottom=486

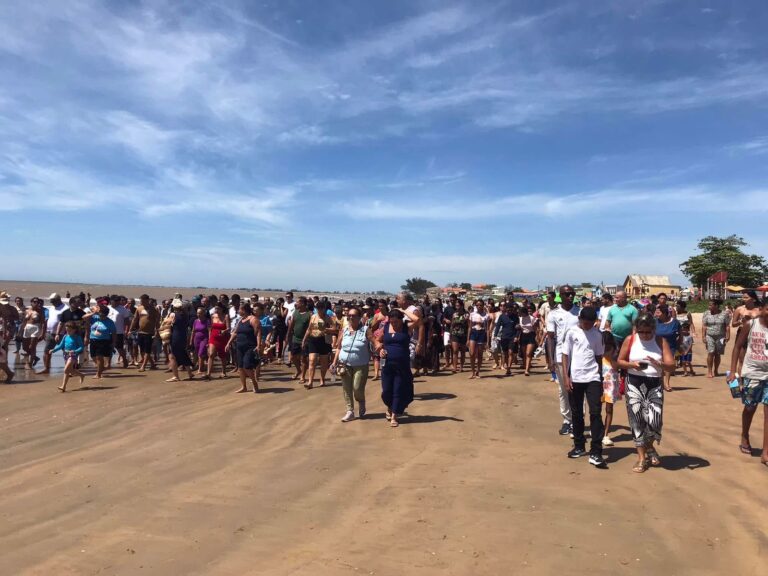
left=680, top=235, right=768, bottom=287
left=401, top=277, right=437, bottom=295
left=459, top=282, right=472, bottom=291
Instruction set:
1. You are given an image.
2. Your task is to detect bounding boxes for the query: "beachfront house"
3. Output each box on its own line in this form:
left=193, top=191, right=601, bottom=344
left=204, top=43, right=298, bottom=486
left=622, top=274, right=682, bottom=298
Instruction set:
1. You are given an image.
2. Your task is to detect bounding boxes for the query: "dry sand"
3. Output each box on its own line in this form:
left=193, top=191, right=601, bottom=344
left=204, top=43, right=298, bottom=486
left=1, top=329, right=767, bottom=575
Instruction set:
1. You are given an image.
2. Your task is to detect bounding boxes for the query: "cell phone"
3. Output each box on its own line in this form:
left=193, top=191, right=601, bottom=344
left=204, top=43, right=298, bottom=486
left=638, top=361, right=649, bottom=370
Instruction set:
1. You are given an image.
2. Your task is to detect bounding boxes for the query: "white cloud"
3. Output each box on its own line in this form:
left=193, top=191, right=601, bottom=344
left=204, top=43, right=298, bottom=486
left=338, top=186, right=768, bottom=220
left=726, top=137, right=768, bottom=155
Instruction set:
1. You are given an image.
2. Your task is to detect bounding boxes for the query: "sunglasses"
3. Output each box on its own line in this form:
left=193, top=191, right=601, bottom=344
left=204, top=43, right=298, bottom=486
left=348, top=314, right=360, bottom=319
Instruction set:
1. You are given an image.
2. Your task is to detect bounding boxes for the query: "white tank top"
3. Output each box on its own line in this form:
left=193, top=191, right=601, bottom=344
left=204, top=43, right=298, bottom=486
left=742, top=319, right=768, bottom=380
left=628, top=333, right=662, bottom=377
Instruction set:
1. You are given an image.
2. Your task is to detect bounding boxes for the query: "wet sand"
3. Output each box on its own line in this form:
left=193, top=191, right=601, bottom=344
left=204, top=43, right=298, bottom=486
left=0, top=280, right=377, bottom=303
left=1, top=339, right=766, bottom=575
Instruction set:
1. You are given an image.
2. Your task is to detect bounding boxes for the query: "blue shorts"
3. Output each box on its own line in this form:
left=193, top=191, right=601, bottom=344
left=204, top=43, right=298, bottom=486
left=469, top=330, right=487, bottom=344
left=741, top=378, right=768, bottom=407
left=680, top=352, right=692, bottom=362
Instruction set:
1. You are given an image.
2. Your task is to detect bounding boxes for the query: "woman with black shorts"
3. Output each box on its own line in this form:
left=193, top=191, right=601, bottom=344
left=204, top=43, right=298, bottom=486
left=467, top=299, right=490, bottom=379
left=226, top=302, right=261, bottom=393
left=301, top=301, right=338, bottom=389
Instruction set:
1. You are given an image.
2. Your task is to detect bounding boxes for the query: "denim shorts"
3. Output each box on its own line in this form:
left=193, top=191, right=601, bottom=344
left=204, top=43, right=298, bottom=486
left=469, top=330, right=487, bottom=344
left=741, top=377, right=768, bottom=407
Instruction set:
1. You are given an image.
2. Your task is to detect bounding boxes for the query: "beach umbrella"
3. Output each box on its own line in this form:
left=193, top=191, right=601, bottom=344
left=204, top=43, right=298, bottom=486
left=756, top=285, right=768, bottom=292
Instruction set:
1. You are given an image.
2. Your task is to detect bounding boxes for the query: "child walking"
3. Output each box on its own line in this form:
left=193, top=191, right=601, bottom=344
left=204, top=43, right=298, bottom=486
left=49, top=321, right=85, bottom=392
left=562, top=307, right=607, bottom=468
left=679, top=322, right=695, bottom=376
left=601, top=331, right=622, bottom=446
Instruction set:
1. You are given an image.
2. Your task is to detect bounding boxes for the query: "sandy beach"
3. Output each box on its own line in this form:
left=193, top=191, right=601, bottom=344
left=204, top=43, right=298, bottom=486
left=1, top=333, right=766, bottom=576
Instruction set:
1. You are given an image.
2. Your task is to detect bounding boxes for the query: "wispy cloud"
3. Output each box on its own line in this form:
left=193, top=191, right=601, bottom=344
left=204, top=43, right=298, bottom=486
left=726, top=137, right=768, bottom=155
left=338, top=186, right=768, bottom=220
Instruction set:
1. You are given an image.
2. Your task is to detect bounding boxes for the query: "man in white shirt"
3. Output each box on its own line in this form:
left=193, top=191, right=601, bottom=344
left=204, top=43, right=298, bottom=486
left=598, top=293, right=614, bottom=332
left=108, top=295, right=132, bottom=368
left=546, top=285, right=580, bottom=436
left=562, top=307, right=606, bottom=468
left=539, top=291, right=556, bottom=373
left=283, top=292, right=296, bottom=317
left=40, top=293, right=66, bottom=374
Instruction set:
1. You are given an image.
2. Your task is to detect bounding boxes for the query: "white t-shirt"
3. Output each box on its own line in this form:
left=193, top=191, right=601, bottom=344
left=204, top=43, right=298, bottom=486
left=546, top=305, right=580, bottom=362
left=598, top=305, right=612, bottom=331
left=108, top=305, right=131, bottom=333
left=563, top=327, right=604, bottom=382
left=229, top=306, right=238, bottom=320
left=283, top=301, right=296, bottom=316
left=46, top=303, right=67, bottom=334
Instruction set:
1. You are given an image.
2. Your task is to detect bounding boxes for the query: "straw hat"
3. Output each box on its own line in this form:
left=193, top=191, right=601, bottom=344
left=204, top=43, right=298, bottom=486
left=0, top=291, right=10, bottom=305
left=172, top=298, right=183, bottom=309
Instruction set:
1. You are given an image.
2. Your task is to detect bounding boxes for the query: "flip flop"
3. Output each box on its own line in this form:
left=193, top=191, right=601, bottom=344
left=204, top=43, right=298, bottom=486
left=632, top=460, right=648, bottom=473
left=739, top=444, right=753, bottom=455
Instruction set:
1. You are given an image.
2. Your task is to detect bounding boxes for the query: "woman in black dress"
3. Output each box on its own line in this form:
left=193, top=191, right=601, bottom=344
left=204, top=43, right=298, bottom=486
left=226, top=302, right=262, bottom=394
left=166, top=299, right=194, bottom=382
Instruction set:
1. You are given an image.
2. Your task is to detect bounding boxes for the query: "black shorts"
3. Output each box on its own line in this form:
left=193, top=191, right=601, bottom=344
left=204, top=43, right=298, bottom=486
left=137, top=333, right=153, bottom=354
left=90, top=339, right=112, bottom=358
left=450, top=334, right=467, bottom=344
left=290, top=342, right=308, bottom=356
left=519, top=332, right=537, bottom=348
left=236, top=345, right=260, bottom=369
left=307, top=336, right=332, bottom=355
left=114, top=334, right=125, bottom=350
left=499, top=338, right=512, bottom=353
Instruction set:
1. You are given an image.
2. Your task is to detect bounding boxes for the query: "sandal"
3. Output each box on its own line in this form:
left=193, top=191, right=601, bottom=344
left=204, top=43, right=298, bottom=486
left=647, top=449, right=661, bottom=467
left=390, top=415, right=399, bottom=427
left=739, top=444, right=753, bottom=455
left=303, top=383, right=313, bottom=390
left=632, top=460, right=649, bottom=473
left=165, top=377, right=180, bottom=382
left=385, top=410, right=392, bottom=420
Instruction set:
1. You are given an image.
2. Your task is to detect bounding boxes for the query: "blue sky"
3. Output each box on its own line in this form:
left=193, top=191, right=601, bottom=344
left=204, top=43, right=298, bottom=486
left=2, top=0, right=767, bottom=292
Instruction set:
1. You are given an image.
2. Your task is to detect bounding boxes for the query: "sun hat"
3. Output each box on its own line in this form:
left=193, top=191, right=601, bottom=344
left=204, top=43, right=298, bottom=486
left=0, top=291, right=10, bottom=305
left=49, top=292, right=60, bottom=300
left=172, top=298, right=183, bottom=309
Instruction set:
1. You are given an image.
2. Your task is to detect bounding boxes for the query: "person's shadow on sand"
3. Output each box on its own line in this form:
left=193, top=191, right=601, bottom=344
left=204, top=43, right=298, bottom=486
left=364, top=413, right=463, bottom=424
left=606, top=448, right=709, bottom=470
left=414, top=392, right=457, bottom=401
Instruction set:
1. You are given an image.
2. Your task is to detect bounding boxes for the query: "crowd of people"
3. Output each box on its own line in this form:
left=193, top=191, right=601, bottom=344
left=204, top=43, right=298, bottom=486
left=0, top=286, right=766, bottom=469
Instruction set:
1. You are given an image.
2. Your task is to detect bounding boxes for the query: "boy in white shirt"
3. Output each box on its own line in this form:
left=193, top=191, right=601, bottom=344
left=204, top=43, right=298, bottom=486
left=562, top=307, right=607, bottom=468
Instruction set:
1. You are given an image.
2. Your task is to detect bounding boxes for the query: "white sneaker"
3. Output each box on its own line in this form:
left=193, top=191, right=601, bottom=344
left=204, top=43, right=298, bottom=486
left=602, top=436, right=614, bottom=446
left=341, top=410, right=355, bottom=423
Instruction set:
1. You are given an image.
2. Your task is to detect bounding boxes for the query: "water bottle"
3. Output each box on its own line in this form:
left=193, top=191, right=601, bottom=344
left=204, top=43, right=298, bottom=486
left=726, top=370, right=741, bottom=399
